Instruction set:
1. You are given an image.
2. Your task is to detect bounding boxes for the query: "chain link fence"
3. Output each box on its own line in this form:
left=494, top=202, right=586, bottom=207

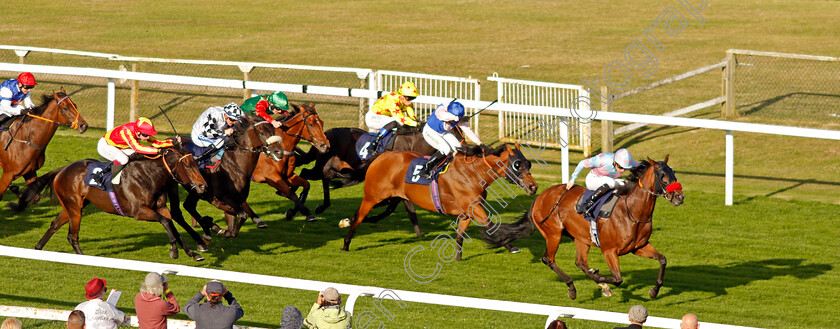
left=731, top=50, right=840, bottom=130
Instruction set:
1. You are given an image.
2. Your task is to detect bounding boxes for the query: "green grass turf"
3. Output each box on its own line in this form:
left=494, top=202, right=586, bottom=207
left=2, top=1, right=840, bottom=328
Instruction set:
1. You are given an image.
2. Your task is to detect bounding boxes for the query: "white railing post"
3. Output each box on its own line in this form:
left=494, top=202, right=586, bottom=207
left=106, top=78, right=116, bottom=131
left=725, top=130, right=734, bottom=206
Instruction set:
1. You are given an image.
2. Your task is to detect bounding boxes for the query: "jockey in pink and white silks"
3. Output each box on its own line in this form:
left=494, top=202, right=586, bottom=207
left=565, top=148, right=639, bottom=212
left=418, top=101, right=482, bottom=179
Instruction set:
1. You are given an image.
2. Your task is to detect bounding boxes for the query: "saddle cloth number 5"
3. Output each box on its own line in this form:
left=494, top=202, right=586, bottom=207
left=411, top=164, right=423, bottom=182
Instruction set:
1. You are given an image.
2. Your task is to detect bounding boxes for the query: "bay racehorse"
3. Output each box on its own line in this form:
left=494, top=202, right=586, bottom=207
left=251, top=103, right=329, bottom=222
left=341, top=144, right=538, bottom=260
left=10, top=143, right=209, bottom=261
left=0, top=90, right=88, bottom=199
left=183, top=116, right=285, bottom=238
left=481, top=157, right=684, bottom=299
left=297, top=124, right=451, bottom=233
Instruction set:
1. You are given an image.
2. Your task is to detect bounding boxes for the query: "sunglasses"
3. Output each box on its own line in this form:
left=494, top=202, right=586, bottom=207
left=404, top=96, right=416, bottom=101
left=21, top=85, right=35, bottom=90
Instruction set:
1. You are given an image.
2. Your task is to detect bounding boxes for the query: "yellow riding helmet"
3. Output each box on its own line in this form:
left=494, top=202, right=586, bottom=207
left=397, top=81, right=419, bottom=98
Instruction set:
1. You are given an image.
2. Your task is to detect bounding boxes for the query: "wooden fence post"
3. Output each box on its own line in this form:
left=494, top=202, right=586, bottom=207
left=130, top=63, right=138, bottom=122
left=723, top=51, right=736, bottom=118
left=600, top=86, right=613, bottom=153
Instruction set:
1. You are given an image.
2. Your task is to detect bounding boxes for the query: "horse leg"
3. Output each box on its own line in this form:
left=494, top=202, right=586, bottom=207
left=314, top=178, right=331, bottom=214
left=35, top=209, right=71, bottom=251
left=183, top=192, right=219, bottom=238
left=0, top=171, right=18, bottom=201
left=157, top=206, right=206, bottom=260
left=239, top=201, right=267, bottom=230
left=65, top=207, right=85, bottom=255
left=9, top=171, right=38, bottom=199
left=289, top=174, right=315, bottom=221
left=597, top=249, right=624, bottom=297
left=633, top=243, right=667, bottom=298
left=166, top=188, right=209, bottom=249
left=341, top=200, right=376, bottom=251
left=364, top=198, right=400, bottom=223
left=540, top=235, right=577, bottom=300
left=572, top=239, right=611, bottom=295
left=270, top=177, right=317, bottom=222
left=404, top=200, right=423, bottom=238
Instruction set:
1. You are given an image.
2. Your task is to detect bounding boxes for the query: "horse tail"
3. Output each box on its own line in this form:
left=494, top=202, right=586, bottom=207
left=481, top=206, right=536, bottom=248
left=9, top=169, right=59, bottom=212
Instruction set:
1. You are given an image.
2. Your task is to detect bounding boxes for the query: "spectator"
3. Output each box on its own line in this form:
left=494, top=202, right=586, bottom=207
left=280, top=306, right=303, bottom=329
left=75, top=277, right=129, bottom=329
left=547, top=319, right=567, bottom=329
left=680, top=313, right=699, bottom=329
left=135, top=273, right=180, bottom=329
left=184, top=280, right=243, bottom=329
left=1, top=317, right=22, bottom=329
left=303, top=287, right=350, bottom=329
left=613, top=305, right=647, bottom=329
left=67, top=310, right=86, bottom=329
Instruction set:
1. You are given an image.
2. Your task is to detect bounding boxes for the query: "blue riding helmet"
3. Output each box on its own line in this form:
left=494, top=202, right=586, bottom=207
left=447, top=101, right=465, bottom=117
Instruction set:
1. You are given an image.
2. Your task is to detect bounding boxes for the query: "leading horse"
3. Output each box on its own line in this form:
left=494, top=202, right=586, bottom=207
left=341, top=144, right=539, bottom=260
left=482, top=157, right=684, bottom=299
left=0, top=90, right=88, bottom=199
left=10, top=143, right=209, bottom=261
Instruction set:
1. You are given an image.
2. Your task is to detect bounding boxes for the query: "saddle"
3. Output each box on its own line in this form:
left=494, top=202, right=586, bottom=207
left=181, top=137, right=223, bottom=172
left=404, top=155, right=446, bottom=213
left=84, top=161, right=126, bottom=216
left=575, top=189, right=620, bottom=222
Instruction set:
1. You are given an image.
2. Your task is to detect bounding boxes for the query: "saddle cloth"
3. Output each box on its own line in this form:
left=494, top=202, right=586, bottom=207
left=575, top=189, right=619, bottom=222
left=355, top=132, right=395, bottom=161
left=404, top=156, right=445, bottom=213
left=84, top=161, right=126, bottom=216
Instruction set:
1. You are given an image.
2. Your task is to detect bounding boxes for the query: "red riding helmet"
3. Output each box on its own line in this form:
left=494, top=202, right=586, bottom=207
left=135, top=117, right=158, bottom=136
left=17, top=72, right=37, bottom=86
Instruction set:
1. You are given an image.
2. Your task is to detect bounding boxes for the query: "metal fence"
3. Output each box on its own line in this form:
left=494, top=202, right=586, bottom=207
left=729, top=49, right=840, bottom=130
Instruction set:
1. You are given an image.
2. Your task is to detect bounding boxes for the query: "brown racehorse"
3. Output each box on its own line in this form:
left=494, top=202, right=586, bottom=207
left=0, top=90, right=88, bottom=199
left=251, top=103, right=329, bottom=222
left=297, top=124, right=448, bottom=234
left=482, top=157, right=685, bottom=300
left=10, top=144, right=209, bottom=261
left=183, top=116, right=285, bottom=238
left=341, top=144, right=539, bottom=261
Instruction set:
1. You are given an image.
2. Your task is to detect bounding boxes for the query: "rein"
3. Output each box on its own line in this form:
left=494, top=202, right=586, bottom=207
left=144, top=151, right=194, bottom=186
left=280, top=110, right=319, bottom=143
left=538, top=188, right=568, bottom=226
left=6, top=95, right=81, bottom=150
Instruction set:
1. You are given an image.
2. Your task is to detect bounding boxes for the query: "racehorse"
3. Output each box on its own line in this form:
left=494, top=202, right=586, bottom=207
left=251, top=103, right=329, bottom=222
left=10, top=143, right=209, bottom=261
left=297, top=124, right=447, bottom=234
left=481, top=157, right=684, bottom=300
left=0, top=90, right=88, bottom=199
left=183, top=116, right=285, bottom=238
left=341, top=144, right=539, bottom=261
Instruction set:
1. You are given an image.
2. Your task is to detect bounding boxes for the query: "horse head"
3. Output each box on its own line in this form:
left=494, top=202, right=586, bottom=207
left=231, top=116, right=285, bottom=161
left=502, top=143, right=539, bottom=195
left=165, top=142, right=208, bottom=194
left=284, top=103, right=330, bottom=153
left=48, top=88, right=88, bottom=133
left=637, top=155, right=684, bottom=206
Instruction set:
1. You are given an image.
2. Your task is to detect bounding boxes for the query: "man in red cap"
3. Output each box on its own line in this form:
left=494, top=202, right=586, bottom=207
left=0, top=72, right=38, bottom=131
left=74, top=277, right=129, bottom=329
left=96, top=117, right=176, bottom=185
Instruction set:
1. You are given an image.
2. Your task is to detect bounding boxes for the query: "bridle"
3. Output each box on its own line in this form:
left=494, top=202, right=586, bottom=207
left=230, top=120, right=282, bottom=156
left=146, top=149, right=200, bottom=188
left=280, top=107, right=322, bottom=144
left=26, top=95, right=82, bottom=129
left=626, top=163, right=682, bottom=224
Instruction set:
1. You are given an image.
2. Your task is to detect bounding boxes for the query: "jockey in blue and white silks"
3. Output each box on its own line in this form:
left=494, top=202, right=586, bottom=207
left=418, top=101, right=482, bottom=178
left=0, top=72, right=38, bottom=130
left=566, top=148, right=639, bottom=211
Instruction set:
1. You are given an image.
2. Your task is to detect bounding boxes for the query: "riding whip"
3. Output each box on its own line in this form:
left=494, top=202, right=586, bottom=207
left=157, top=105, right=180, bottom=136
left=465, top=99, right=498, bottom=120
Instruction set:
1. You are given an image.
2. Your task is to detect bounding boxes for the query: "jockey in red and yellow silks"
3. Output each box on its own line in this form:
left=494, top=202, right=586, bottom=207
left=97, top=117, right=172, bottom=184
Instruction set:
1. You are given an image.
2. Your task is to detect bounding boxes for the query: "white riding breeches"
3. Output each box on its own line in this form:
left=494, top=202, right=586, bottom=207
left=97, top=137, right=134, bottom=165
left=365, top=111, right=399, bottom=130
left=584, top=171, right=627, bottom=190
left=422, top=124, right=461, bottom=155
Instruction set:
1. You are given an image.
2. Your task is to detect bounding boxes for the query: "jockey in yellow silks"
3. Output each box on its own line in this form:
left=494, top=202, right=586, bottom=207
left=365, top=81, right=419, bottom=151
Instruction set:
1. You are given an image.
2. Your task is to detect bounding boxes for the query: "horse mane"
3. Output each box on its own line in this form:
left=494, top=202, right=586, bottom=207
left=30, top=94, right=59, bottom=116
left=627, top=159, right=652, bottom=181
left=461, top=144, right=507, bottom=157
left=278, top=103, right=303, bottom=123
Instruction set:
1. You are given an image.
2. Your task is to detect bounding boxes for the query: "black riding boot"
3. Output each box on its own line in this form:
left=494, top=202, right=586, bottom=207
left=0, top=114, right=11, bottom=131
left=369, top=122, right=399, bottom=152
left=110, top=164, right=126, bottom=185
left=419, top=152, right=445, bottom=179
left=582, top=184, right=612, bottom=212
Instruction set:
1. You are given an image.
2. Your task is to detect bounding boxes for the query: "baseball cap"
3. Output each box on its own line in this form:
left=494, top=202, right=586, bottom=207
left=206, top=281, right=225, bottom=296
left=322, top=287, right=340, bottom=303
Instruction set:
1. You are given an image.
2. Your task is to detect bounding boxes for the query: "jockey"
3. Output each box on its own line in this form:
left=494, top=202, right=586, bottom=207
left=189, top=102, right=244, bottom=157
left=240, top=91, right=289, bottom=129
left=0, top=72, right=38, bottom=131
left=418, top=101, right=482, bottom=179
left=365, top=81, right=419, bottom=151
left=565, top=148, right=639, bottom=212
left=97, top=117, right=174, bottom=184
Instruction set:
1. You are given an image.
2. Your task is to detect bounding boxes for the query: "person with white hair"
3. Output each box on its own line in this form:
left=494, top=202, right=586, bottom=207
left=613, top=305, right=648, bottom=329
left=135, top=272, right=180, bottom=329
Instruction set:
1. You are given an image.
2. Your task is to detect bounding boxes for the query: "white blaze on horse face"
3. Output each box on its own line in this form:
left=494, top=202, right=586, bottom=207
left=265, top=136, right=282, bottom=145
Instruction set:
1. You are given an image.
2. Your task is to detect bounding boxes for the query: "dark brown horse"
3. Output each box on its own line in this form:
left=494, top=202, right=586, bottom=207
left=251, top=103, right=329, bottom=222
left=0, top=90, right=88, bottom=199
left=341, top=144, right=539, bottom=260
left=10, top=144, right=209, bottom=260
left=482, top=157, right=684, bottom=299
left=297, top=124, right=446, bottom=233
left=183, top=116, right=285, bottom=238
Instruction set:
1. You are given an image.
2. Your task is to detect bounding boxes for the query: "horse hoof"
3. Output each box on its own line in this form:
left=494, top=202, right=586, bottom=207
left=193, top=254, right=205, bottom=261
left=217, top=229, right=227, bottom=237
left=305, top=215, right=318, bottom=222
left=197, top=244, right=209, bottom=252
left=285, top=209, right=295, bottom=221
left=256, top=221, right=268, bottom=229
left=649, top=287, right=660, bottom=299
left=598, top=283, right=613, bottom=297
left=8, top=185, right=19, bottom=195
left=338, top=218, right=350, bottom=228
left=340, top=247, right=349, bottom=252
left=567, top=289, right=577, bottom=300
left=202, top=234, right=212, bottom=241
left=508, top=246, right=521, bottom=254
left=315, top=206, right=326, bottom=214
left=170, top=250, right=179, bottom=259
